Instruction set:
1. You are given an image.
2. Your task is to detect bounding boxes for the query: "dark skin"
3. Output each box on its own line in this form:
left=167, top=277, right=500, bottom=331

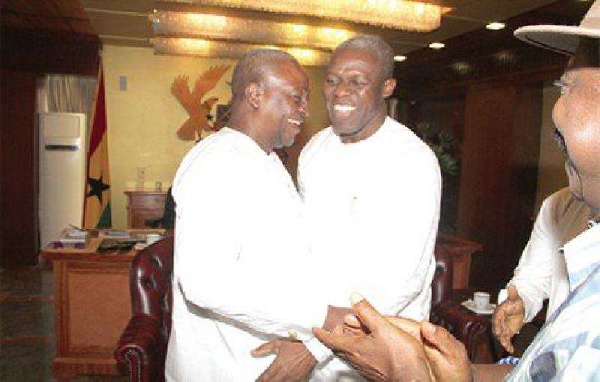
left=313, top=41, right=600, bottom=382
left=314, top=294, right=513, bottom=382
left=252, top=46, right=396, bottom=382
left=492, top=285, right=525, bottom=353
left=227, top=58, right=309, bottom=153
left=314, top=296, right=434, bottom=381
left=251, top=306, right=351, bottom=381
left=230, top=57, right=352, bottom=381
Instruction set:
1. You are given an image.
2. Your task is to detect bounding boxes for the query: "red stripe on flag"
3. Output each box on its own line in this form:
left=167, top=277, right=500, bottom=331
left=88, top=68, right=106, bottom=157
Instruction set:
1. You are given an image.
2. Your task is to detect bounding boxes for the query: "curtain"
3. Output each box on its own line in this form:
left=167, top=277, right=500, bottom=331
left=38, top=74, right=98, bottom=132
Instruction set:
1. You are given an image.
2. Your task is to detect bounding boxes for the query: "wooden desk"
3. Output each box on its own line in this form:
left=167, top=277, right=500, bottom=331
left=436, top=233, right=483, bottom=289
left=124, top=190, right=167, bottom=228
left=42, top=237, right=136, bottom=379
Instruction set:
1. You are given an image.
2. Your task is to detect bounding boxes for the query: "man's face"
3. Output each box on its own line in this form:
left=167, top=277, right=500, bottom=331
left=324, top=49, right=395, bottom=143
left=552, top=40, right=600, bottom=212
left=261, top=61, right=309, bottom=149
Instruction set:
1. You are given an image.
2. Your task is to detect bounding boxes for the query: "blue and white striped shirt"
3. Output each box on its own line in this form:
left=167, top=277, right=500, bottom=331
left=507, top=222, right=600, bottom=381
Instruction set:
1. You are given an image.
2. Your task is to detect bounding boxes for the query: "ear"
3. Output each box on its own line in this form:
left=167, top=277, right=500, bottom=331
left=245, top=82, right=264, bottom=109
left=382, top=78, right=396, bottom=98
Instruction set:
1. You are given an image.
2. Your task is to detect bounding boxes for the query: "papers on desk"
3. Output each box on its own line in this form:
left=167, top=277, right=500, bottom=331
left=51, top=228, right=89, bottom=247
left=98, top=230, right=148, bottom=252
left=100, top=230, right=131, bottom=239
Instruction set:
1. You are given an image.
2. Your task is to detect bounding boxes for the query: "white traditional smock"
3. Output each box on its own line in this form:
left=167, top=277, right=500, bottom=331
left=509, top=187, right=592, bottom=322
left=298, top=117, right=441, bottom=380
left=165, top=128, right=327, bottom=381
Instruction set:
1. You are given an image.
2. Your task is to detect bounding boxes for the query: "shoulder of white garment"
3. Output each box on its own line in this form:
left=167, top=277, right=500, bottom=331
left=298, top=126, right=335, bottom=167
left=172, top=128, right=264, bottom=199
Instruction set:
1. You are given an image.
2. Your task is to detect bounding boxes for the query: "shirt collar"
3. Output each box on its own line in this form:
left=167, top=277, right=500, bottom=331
left=562, top=223, right=600, bottom=291
left=334, top=117, right=392, bottom=149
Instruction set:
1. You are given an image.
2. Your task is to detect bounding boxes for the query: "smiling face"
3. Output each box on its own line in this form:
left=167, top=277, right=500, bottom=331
left=260, top=60, right=310, bottom=150
left=552, top=39, right=600, bottom=212
left=324, top=49, right=396, bottom=143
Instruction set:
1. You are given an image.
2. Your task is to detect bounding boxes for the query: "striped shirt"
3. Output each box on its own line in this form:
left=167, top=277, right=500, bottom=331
left=507, top=222, right=600, bottom=381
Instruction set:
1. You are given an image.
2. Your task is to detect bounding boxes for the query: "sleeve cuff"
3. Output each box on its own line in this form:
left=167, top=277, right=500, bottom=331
left=304, top=337, right=334, bottom=363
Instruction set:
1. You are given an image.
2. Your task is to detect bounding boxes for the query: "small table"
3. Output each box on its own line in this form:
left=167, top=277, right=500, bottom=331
left=41, top=230, right=161, bottom=379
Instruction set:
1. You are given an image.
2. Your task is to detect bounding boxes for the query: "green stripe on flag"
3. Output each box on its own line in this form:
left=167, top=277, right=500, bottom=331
left=96, top=202, right=112, bottom=228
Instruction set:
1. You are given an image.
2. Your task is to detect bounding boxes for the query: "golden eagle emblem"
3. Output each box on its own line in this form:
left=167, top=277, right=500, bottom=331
left=170, top=65, right=230, bottom=141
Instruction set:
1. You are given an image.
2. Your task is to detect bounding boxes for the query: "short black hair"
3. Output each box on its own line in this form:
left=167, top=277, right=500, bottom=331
left=231, top=49, right=299, bottom=101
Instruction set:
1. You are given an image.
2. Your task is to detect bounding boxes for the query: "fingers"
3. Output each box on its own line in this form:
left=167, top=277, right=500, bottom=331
left=420, top=321, right=455, bottom=356
left=499, top=335, right=515, bottom=354
left=492, top=307, right=506, bottom=336
left=507, top=285, right=519, bottom=301
left=387, top=317, right=422, bottom=342
left=313, top=327, right=355, bottom=355
left=251, top=340, right=280, bottom=357
left=343, top=314, right=361, bottom=328
left=349, top=293, right=390, bottom=335
left=312, top=327, right=338, bottom=351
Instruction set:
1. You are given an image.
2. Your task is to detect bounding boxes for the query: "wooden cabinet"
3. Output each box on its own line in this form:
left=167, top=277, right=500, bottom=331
left=125, top=190, right=167, bottom=228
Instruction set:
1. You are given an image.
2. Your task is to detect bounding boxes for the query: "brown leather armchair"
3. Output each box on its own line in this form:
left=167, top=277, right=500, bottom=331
left=114, top=237, right=492, bottom=381
left=114, top=233, right=174, bottom=382
left=431, top=245, right=493, bottom=363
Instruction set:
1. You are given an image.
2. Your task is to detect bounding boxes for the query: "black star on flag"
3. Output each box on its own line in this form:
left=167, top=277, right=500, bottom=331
left=87, top=175, right=110, bottom=204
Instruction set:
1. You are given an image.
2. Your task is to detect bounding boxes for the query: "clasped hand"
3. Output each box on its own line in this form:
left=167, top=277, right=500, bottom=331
left=313, top=294, right=472, bottom=382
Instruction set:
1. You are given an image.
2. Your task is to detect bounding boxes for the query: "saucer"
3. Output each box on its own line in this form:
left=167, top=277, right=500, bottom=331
left=461, top=299, right=496, bottom=315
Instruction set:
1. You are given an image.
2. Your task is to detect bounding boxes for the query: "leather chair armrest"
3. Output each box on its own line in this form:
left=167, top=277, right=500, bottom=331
left=430, top=301, right=492, bottom=363
left=114, top=314, right=166, bottom=382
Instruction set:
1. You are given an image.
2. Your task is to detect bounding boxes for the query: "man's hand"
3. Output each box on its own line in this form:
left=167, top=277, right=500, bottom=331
left=419, top=321, right=472, bottom=382
left=342, top=308, right=471, bottom=382
left=313, top=294, right=433, bottom=381
left=492, top=285, right=525, bottom=353
left=251, top=338, right=316, bottom=382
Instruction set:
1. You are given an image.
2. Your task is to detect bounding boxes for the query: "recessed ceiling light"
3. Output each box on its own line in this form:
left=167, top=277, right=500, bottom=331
left=394, top=55, right=407, bottom=62
left=428, top=42, right=445, bottom=50
left=486, top=22, right=506, bottom=30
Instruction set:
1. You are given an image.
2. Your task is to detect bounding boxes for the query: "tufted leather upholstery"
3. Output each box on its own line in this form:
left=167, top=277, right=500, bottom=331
left=114, top=233, right=174, bottom=382
left=431, top=244, right=492, bottom=362
left=114, top=236, right=491, bottom=381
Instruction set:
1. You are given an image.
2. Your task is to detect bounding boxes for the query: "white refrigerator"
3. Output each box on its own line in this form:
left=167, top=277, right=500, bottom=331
left=38, top=112, right=87, bottom=248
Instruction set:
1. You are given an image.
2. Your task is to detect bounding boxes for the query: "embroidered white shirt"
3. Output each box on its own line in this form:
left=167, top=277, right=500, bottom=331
left=166, top=128, right=328, bottom=381
left=298, top=117, right=441, bottom=380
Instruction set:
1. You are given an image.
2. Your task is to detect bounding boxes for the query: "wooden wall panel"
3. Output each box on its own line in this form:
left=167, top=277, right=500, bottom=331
left=1, top=28, right=99, bottom=76
left=458, top=84, right=542, bottom=289
left=0, top=28, right=99, bottom=267
left=1, top=69, right=38, bottom=266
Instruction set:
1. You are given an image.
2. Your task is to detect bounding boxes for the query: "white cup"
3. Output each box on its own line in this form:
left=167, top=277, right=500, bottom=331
left=146, top=234, right=162, bottom=245
left=473, top=291, right=490, bottom=309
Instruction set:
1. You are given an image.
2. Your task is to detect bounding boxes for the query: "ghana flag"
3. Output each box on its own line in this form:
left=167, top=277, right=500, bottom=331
left=83, top=63, right=111, bottom=228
